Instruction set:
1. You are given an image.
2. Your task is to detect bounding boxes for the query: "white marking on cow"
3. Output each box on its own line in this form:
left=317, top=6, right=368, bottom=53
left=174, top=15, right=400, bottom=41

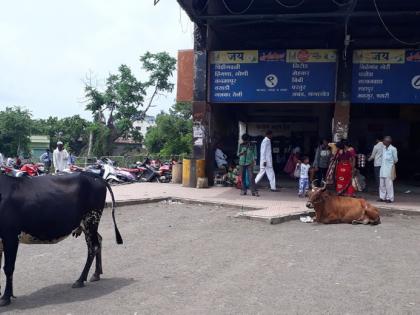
left=18, top=232, right=70, bottom=245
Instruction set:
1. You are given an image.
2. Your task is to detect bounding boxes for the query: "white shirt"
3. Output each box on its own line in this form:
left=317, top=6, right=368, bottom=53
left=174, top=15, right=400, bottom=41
left=369, top=142, right=385, bottom=167
left=0, top=153, right=3, bottom=165
left=260, top=137, right=273, bottom=168
left=215, top=148, right=227, bottom=168
left=380, top=145, right=398, bottom=178
left=6, top=158, right=14, bottom=167
left=53, top=148, right=69, bottom=172
left=300, top=163, right=311, bottom=179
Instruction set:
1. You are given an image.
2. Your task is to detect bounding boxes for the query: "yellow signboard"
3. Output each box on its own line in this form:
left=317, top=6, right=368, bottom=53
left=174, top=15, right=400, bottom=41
left=286, top=49, right=337, bottom=63
left=353, top=49, right=405, bottom=64
left=210, top=50, right=258, bottom=64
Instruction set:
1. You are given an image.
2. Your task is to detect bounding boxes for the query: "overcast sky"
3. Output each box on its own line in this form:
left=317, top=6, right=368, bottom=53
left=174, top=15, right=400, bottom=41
left=0, top=0, right=193, bottom=120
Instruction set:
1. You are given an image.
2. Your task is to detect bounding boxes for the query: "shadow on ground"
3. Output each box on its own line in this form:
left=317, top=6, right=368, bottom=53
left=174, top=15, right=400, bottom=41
left=0, top=277, right=136, bottom=312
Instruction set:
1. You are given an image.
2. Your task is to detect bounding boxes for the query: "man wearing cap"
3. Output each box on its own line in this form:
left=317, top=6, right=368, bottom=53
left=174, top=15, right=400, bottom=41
left=53, top=141, right=69, bottom=173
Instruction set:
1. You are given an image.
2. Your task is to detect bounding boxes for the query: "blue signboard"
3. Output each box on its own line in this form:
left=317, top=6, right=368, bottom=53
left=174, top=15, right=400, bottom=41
left=351, top=49, right=420, bottom=104
left=209, top=49, right=337, bottom=103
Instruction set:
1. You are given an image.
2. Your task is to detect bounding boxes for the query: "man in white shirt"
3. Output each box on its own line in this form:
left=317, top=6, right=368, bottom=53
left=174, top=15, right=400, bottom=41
left=368, top=136, right=384, bottom=191
left=379, top=136, right=398, bottom=203
left=255, top=130, right=276, bottom=191
left=215, top=143, right=228, bottom=171
left=0, top=152, right=3, bottom=165
left=53, top=141, right=69, bottom=173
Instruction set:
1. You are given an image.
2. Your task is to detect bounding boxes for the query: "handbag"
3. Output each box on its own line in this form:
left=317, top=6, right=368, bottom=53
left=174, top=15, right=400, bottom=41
left=293, top=163, right=301, bottom=179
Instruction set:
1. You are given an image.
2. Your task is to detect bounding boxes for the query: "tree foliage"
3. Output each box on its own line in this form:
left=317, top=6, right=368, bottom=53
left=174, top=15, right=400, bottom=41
left=32, top=115, right=90, bottom=155
left=84, top=51, right=176, bottom=156
left=0, top=107, right=33, bottom=157
left=144, top=102, right=192, bottom=157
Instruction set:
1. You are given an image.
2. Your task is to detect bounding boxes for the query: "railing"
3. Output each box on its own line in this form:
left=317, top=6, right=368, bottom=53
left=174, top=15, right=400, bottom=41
left=73, top=155, right=186, bottom=168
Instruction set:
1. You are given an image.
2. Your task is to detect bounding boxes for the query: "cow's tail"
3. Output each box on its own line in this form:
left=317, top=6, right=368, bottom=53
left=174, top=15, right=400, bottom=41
left=105, top=181, right=123, bottom=244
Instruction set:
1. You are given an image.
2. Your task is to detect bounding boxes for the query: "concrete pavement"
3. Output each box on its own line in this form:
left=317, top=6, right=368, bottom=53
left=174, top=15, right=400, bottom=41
left=109, top=182, right=420, bottom=224
left=4, top=203, right=420, bottom=314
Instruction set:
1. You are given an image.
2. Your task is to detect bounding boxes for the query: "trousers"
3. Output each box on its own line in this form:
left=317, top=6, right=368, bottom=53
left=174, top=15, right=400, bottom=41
left=299, top=177, right=309, bottom=196
left=240, top=165, right=256, bottom=193
left=379, top=177, right=394, bottom=202
left=255, top=166, right=276, bottom=190
left=374, top=166, right=381, bottom=191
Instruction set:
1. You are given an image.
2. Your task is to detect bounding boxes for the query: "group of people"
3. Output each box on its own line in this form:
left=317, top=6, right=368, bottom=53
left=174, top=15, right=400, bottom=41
left=216, top=131, right=399, bottom=203
left=0, top=141, right=74, bottom=174
left=40, top=141, right=75, bottom=173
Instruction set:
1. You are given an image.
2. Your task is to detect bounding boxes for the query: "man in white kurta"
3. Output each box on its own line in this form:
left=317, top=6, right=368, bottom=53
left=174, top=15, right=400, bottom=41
left=53, top=141, right=69, bottom=173
left=255, top=130, right=276, bottom=191
left=379, top=136, right=398, bottom=203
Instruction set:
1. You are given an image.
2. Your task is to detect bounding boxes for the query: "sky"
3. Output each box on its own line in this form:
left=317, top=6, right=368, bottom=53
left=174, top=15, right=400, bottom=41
left=0, top=0, right=194, bottom=120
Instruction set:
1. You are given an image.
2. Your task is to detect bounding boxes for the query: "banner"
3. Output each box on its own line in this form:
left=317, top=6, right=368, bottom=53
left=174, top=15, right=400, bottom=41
left=352, top=49, right=420, bottom=103
left=209, top=49, right=337, bottom=103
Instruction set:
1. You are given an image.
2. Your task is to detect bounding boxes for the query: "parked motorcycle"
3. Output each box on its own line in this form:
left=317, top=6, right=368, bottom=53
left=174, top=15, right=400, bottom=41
left=20, top=163, right=45, bottom=176
left=157, top=161, right=173, bottom=183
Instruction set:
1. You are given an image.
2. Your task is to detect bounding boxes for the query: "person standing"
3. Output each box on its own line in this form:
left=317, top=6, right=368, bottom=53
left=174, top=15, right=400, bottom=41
left=0, top=152, right=3, bottom=165
left=284, top=146, right=301, bottom=178
left=237, top=134, right=258, bottom=196
left=368, top=136, right=384, bottom=191
left=313, top=139, right=331, bottom=185
left=68, top=151, right=76, bottom=166
left=379, top=136, right=398, bottom=203
left=297, top=156, right=311, bottom=198
left=255, top=130, right=277, bottom=191
left=40, top=148, right=52, bottom=174
left=53, top=141, right=69, bottom=173
left=335, top=139, right=356, bottom=197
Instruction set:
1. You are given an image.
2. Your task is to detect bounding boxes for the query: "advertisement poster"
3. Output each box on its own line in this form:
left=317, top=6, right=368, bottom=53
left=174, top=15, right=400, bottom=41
left=352, top=49, right=420, bottom=104
left=209, top=49, right=337, bottom=103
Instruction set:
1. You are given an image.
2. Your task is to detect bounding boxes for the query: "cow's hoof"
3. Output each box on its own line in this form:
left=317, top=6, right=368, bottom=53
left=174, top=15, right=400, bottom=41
left=0, top=298, right=11, bottom=307
left=89, top=274, right=100, bottom=282
left=72, top=280, right=85, bottom=288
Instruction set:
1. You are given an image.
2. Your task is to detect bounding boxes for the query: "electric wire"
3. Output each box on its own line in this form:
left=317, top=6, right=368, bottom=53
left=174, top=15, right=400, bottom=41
left=221, top=0, right=255, bottom=15
left=373, top=0, right=420, bottom=45
left=331, top=0, right=355, bottom=7
left=273, top=0, right=305, bottom=9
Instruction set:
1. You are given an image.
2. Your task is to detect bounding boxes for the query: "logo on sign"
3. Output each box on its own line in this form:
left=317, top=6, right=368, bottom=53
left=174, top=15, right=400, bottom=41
left=412, top=75, right=420, bottom=90
left=297, top=50, right=310, bottom=62
left=265, top=74, right=278, bottom=88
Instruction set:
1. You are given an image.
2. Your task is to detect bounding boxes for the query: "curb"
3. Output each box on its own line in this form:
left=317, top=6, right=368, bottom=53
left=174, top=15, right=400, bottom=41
left=106, top=197, right=420, bottom=225
left=106, top=197, right=259, bottom=211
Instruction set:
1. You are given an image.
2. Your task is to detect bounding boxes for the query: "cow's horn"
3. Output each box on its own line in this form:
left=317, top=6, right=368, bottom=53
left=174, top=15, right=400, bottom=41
left=311, top=180, right=318, bottom=189
left=321, top=180, right=327, bottom=190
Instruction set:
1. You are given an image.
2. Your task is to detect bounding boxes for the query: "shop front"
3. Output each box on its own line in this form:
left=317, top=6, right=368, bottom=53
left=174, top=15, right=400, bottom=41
left=175, top=0, right=420, bottom=184
left=208, top=49, right=336, bottom=177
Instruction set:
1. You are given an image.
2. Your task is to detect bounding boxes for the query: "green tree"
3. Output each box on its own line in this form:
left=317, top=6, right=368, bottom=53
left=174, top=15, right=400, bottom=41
left=84, top=51, right=176, bottom=155
left=0, top=106, right=33, bottom=157
left=144, top=102, right=192, bottom=157
left=31, top=115, right=90, bottom=155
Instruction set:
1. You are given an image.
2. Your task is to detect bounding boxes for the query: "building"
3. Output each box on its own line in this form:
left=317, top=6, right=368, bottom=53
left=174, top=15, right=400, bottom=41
left=29, top=135, right=50, bottom=160
left=133, top=115, right=156, bottom=141
left=176, top=0, right=420, bottom=183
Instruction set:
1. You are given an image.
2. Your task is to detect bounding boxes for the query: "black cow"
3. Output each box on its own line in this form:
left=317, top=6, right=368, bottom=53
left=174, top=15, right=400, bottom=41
left=0, top=172, right=123, bottom=307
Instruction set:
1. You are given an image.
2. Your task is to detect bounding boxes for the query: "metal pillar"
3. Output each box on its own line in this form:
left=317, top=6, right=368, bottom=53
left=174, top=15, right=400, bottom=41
left=333, top=49, right=352, bottom=142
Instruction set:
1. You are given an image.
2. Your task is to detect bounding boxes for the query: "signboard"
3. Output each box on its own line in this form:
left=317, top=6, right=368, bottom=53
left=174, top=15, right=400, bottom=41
left=209, top=49, right=337, bottom=103
left=352, top=49, right=420, bottom=104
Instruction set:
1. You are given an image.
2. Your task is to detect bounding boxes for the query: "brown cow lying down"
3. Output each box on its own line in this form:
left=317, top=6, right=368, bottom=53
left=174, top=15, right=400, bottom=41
left=306, top=181, right=381, bottom=225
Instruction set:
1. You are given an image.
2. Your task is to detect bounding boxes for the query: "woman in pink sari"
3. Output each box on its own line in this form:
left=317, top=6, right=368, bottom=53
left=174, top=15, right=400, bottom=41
left=335, top=140, right=356, bottom=197
left=284, top=147, right=301, bottom=178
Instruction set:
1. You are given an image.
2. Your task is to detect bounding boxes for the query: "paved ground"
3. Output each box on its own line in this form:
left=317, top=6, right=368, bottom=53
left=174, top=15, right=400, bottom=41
left=2, top=203, right=420, bottom=314
left=109, top=181, right=420, bottom=223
